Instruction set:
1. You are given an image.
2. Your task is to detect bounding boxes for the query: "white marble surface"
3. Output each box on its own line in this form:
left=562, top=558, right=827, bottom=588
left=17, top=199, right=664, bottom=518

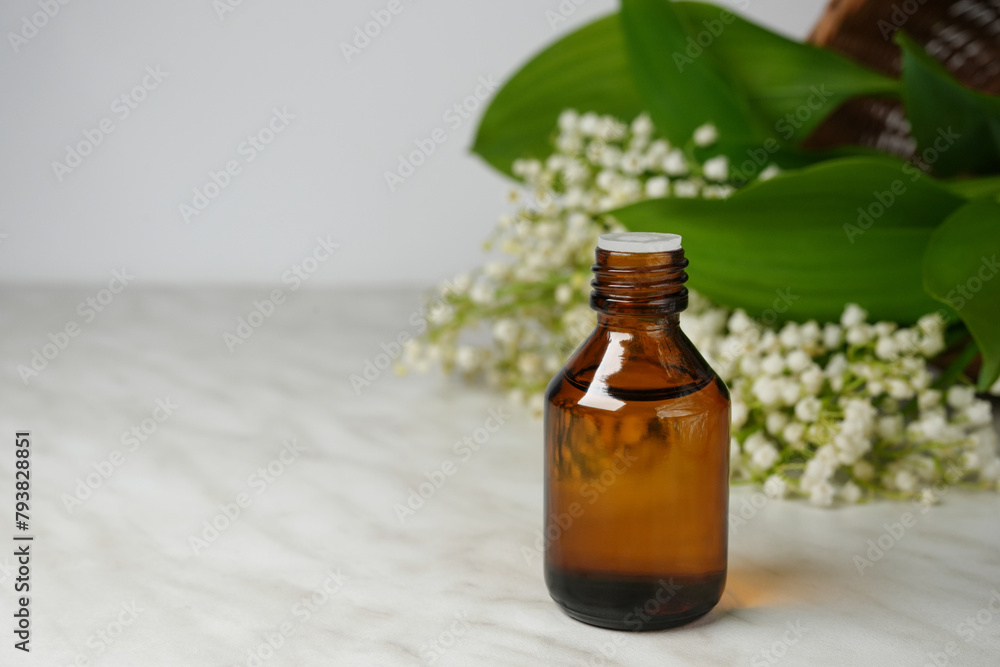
left=1, top=286, right=999, bottom=666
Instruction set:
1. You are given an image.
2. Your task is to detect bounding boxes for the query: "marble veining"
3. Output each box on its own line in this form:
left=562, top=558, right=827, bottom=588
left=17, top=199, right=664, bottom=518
left=0, top=286, right=998, bottom=666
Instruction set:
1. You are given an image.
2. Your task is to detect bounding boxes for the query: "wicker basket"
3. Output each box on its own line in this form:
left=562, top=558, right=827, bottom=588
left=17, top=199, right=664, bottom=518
left=804, top=0, right=1000, bottom=160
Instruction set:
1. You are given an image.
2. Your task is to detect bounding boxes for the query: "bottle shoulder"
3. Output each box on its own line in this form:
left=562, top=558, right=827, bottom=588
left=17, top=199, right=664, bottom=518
left=546, top=326, right=730, bottom=408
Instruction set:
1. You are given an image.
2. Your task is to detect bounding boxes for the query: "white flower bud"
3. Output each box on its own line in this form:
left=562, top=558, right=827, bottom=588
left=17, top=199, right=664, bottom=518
left=427, top=303, right=455, bottom=326
left=455, top=346, right=478, bottom=372
left=875, top=336, right=899, bottom=361
left=558, top=109, right=580, bottom=132
left=852, top=460, right=874, bottom=480
left=579, top=112, right=600, bottom=136
left=673, top=179, right=699, bottom=198
left=917, top=413, right=948, bottom=441
left=599, top=147, right=623, bottom=169
left=786, top=349, right=812, bottom=373
left=918, top=487, right=940, bottom=507
left=470, top=281, right=495, bottom=305
left=703, top=156, right=729, bottom=181
left=512, top=159, right=543, bottom=181
left=744, top=431, right=771, bottom=454
left=918, top=332, right=945, bottom=357
left=693, top=123, right=719, bottom=146
left=846, top=324, right=875, bottom=346
left=887, top=379, right=913, bottom=400
left=795, top=396, right=822, bottom=423
left=766, top=411, right=788, bottom=435
left=761, top=352, right=785, bottom=376
left=620, top=152, right=644, bottom=175
left=809, top=481, right=835, bottom=507
left=917, top=389, right=942, bottom=411
left=596, top=170, right=617, bottom=191
left=822, top=323, right=843, bottom=350
left=752, top=376, right=781, bottom=406
left=546, top=154, right=567, bottom=172
left=555, top=284, right=573, bottom=305
left=544, top=354, right=562, bottom=372
left=778, top=323, right=802, bottom=349
left=841, top=303, right=868, bottom=328
left=758, top=164, right=781, bottom=181
left=893, top=328, right=919, bottom=355
left=874, top=321, right=896, bottom=337
left=728, top=310, right=754, bottom=334
left=517, top=353, right=542, bottom=376
left=894, top=469, right=917, bottom=492
left=782, top=422, right=805, bottom=447
left=946, top=385, right=976, bottom=409
left=630, top=114, right=653, bottom=136
left=801, top=366, right=825, bottom=395
left=645, top=176, right=669, bottom=198
left=964, top=400, right=993, bottom=426
left=556, top=132, right=583, bottom=154
left=764, top=474, right=787, bottom=498
left=751, top=443, right=780, bottom=470
left=739, top=354, right=761, bottom=376
left=492, top=319, right=519, bottom=344
left=779, top=378, right=801, bottom=405
left=839, top=481, right=862, bottom=504
left=662, top=150, right=689, bottom=176
left=731, top=400, right=748, bottom=429
left=917, top=312, right=944, bottom=336
left=598, top=118, right=627, bottom=141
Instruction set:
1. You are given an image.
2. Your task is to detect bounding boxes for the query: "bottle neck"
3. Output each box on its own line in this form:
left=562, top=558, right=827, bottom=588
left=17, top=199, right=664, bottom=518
left=596, top=313, right=681, bottom=332
left=590, top=247, right=689, bottom=320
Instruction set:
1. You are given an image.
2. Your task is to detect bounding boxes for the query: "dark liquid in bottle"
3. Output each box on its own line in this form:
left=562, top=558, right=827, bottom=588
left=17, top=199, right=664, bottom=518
left=544, top=347, right=730, bottom=630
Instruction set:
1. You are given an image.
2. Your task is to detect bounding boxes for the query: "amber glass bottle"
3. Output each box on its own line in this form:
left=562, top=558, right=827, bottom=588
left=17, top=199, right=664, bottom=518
left=543, top=232, right=730, bottom=631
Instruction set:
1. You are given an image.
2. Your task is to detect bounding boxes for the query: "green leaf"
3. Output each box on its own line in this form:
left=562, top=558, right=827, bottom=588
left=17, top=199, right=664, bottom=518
left=677, top=2, right=899, bottom=144
left=944, top=176, right=1000, bottom=199
left=619, top=0, right=760, bottom=145
left=471, top=3, right=897, bottom=178
left=897, top=31, right=1000, bottom=177
left=611, top=157, right=965, bottom=323
left=923, top=199, right=1000, bottom=390
left=620, top=0, right=898, bottom=147
left=471, top=15, right=644, bottom=176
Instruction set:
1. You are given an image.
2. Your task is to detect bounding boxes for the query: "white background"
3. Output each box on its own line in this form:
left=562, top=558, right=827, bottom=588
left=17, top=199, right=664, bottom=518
left=0, top=0, right=828, bottom=286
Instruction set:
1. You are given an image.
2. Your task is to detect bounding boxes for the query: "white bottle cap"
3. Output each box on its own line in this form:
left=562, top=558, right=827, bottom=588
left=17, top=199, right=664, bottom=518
left=597, top=232, right=682, bottom=253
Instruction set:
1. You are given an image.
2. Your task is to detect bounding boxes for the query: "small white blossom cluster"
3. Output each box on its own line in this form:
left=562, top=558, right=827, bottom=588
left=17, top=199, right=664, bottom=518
left=403, top=111, right=762, bottom=412
left=404, top=110, right=999, bottom=505
left=683, top=299, right=1000, bottom=505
